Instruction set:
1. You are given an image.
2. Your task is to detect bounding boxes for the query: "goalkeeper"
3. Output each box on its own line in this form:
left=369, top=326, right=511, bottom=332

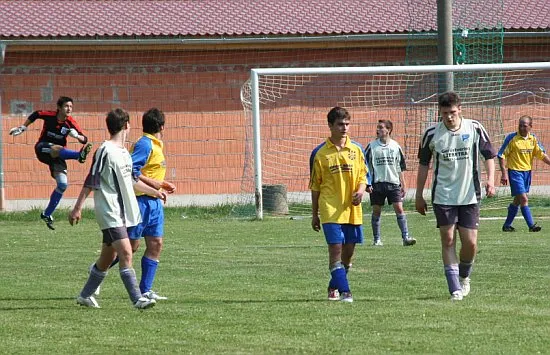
left=9, top=96, right=92, bottom=230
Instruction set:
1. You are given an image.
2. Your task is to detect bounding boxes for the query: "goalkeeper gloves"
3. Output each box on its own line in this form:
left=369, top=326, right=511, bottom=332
left=68, top=128, right=79, bottom=138
left=9, top=125, right=27, bottom=136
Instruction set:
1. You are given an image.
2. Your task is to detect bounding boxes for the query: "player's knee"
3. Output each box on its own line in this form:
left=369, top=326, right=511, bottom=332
left=56, top=182, right=68, bottom=193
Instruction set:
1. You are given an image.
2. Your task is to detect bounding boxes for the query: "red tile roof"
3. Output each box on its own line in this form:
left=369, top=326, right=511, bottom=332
left=0, top=0, right=548, bottom=38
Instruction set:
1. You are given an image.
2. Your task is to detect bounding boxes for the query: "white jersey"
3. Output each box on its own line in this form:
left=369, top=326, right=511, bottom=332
left=365, top=138, right=406, bottom=185
left=418, top=118, right=496, bottom=205
left=84, top=140, right=141, bottom=230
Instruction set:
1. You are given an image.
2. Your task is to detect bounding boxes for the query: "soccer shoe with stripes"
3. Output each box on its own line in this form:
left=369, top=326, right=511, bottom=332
left=450, top=290, right=463, bottom=302
left=77, top=295, right=100, bottom=308
left=134, top=297, right=156, bottom=309
left=142, top=290, right=168, bottom=301
left=327, top=288, right=340, bottom=301
left=340, top=292, right=353, bottom=303
left=402, top=237, right=417, bottom=246
left=460, top=277, right=471, bottom=297
left=40, top=213, right=55, bottom=230
left=78, top=143, right=93, bottom=163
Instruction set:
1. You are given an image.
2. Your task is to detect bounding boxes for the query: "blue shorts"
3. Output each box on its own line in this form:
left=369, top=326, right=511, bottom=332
left=322, top=223, right=363, bottom=245
left=128, top=196, right=164, bottom=239
left=508, top=169, right=531, bottom=196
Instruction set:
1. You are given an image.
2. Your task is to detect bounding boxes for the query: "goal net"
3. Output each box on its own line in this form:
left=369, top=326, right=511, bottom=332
left=240, top=62, right=550, bottom=219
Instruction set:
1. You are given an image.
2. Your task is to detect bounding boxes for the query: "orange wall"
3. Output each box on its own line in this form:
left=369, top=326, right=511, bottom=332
left=1, top=42, right=549, bottom=202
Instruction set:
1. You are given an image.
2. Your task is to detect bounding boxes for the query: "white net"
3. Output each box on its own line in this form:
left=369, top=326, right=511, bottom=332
left=241, top=64, right=550, bottom=217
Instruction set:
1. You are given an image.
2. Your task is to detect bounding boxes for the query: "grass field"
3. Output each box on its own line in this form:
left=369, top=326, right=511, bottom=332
left=1, top=206, right=549, bottom=354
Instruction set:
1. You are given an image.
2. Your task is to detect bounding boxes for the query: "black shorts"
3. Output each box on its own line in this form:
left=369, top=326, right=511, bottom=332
left=433, top=203, right=480, bottom=229
left=369, top=182, right=402, bottom=205
left=34, top=142, right=67, bottom=176
left=101, top=226, right=130, bottom=246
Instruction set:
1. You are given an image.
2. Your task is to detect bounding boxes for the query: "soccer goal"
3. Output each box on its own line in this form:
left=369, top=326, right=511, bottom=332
left=240, top=62, right=550, bottom=219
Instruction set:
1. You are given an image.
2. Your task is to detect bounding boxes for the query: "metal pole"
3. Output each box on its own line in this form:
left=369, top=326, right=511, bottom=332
left=437, top=0, right=454, bottom=93
left=0, top=94, right=5, bottom=212
left=250, top=70, right=263, bottom=220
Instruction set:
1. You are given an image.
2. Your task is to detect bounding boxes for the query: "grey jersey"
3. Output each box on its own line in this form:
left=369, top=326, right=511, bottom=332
left=365, top=138, right=406, bottom=185
left=84, top=140, right=142, bottom=230
left=418, top=118, right=496, bottom=205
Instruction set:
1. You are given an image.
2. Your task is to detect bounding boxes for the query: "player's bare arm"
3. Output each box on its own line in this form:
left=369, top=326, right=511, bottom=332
left=415, top=164, right=429, bottom=215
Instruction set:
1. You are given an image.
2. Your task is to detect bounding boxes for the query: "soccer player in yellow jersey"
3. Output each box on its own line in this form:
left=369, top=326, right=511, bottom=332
left=128, top=108, right=176, bottom=301
left=498, top=115, right=550, bottom=232
left=309, top=107, right=370, bottom=303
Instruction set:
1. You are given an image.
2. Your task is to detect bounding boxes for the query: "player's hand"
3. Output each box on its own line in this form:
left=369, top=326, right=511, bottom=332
left=485, top=183, right=496, bottom=198
left=9, top=125, right=27, bottom=136
left=68, top=128, right=79, bottom=138
left=161, top=181, right=176, bottom=194
left=500, top=175, right=508, bottom=185
left=312, top=215, right=320, bottom=232
left=415, top=196, right=428, bottom=215
left=366, top=185, right=373, bottom=194
left=157, top=191, right=167, bottom=204
left=352, top=191, right=364, bottom=206
left=68, top=208, right=82, bottom=226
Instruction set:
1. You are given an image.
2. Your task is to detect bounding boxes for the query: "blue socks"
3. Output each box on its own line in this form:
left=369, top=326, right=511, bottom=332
left=140, top=256, right=159, bottom=294
left=503, top=204, right=518, bottom=227
left=371, top=214, right=381, bottom=242
left=459, top=260, right=473, bottom=279
left=44, top=190, right=63, bottom=216
left=520, top=205, right=535, bottom=228
left=396, top=214, right=409, bottom=239
left=58, top=148, right=80, bottom=160
left=329, top=262, right=350, bottom=293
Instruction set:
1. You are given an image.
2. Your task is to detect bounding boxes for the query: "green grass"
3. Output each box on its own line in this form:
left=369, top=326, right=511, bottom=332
left=1, top=207, right=549, bottom=354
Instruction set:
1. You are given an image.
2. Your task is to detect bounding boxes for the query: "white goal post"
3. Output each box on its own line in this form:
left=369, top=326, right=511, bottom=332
left=242, top=62, right=550, bottom=220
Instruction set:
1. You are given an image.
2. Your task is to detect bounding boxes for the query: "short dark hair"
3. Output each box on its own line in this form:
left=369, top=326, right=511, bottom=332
left=378, top=119, right=393, bottom=135
left=438, top=91, right=461, bottom=108
left=327, top=106, right=350, bottom=124
left=106, top=108, right=130, bottom=135
left=142, top=108, right=165, bottom=134
left=56, top=96, right=73, bottom=109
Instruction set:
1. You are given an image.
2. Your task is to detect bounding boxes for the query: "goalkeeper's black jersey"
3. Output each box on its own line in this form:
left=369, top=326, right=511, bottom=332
left=28, top=110, right=87, bottom=147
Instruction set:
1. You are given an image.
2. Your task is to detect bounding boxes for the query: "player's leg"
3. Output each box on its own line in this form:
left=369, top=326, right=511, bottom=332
left=138, top=198, right=167, bottom=299
left=456, top=204, right=480, bottom=298
left=388, top=183, right=416, bottom=246
left=371, top=204, right=383, bottom=245
left=503, top=170, right=522, bottom=231
left=338, top=224, right=363, bottom=302
left=111, top=227, right=155, bottom=308
left=42, top=171, right=68, bottom=225
left=77, top=242, right=117, bottom=308
left=50, top=143, right=93, bottom=163
left=434, top=204, right=462, bottom=300
left=517, top=171, right=541, bottom=231
left=323, top=224, right=349, bottom=301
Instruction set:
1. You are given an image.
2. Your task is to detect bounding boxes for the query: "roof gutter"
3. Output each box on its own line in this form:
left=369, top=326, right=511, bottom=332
left=1, top=31, right=548, bottom=64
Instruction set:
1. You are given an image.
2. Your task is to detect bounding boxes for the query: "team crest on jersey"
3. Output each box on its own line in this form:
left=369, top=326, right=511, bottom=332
left=348, top=151, right=357, bottom=160
left=461, top=134, right=470, bottom=142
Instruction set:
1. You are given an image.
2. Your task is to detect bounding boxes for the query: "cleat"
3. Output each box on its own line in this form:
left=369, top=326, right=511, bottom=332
left=372, top=240, right=383, bottom=246
left=529, top=223, right=541, bottom=232
left=77, top=295, right=100, bottom=308
left=142, top=291, right=167, bottom=301
left=340, top=292, right=353, bottom=303
left=502, top=225, right=515, bottom=232
left=327, top=288, right=340, bottom=301
left=450, top=290, right=463, bottom=302
left=134, top=297, right=156, bottom=309
left=78, top=143, right=93, bottom=163
left=402, top=237, right=417, bottom=246
left=40, top=213, right=55, bottom=230
left=460, top=277, right=471, bottom=297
